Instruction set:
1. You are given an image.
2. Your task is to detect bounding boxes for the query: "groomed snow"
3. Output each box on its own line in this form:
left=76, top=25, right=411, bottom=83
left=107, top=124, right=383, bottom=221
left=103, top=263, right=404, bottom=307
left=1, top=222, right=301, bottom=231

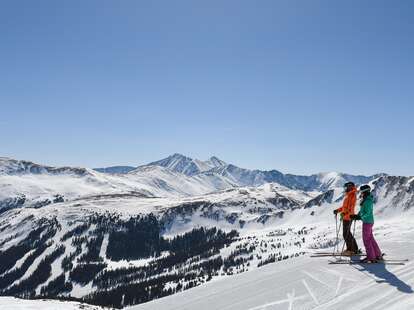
left=0, top=297, right=104, bottom=310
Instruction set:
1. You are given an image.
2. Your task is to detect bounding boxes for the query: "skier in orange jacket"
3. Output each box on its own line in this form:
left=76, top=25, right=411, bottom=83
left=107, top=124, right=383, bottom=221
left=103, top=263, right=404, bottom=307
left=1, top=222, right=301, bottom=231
left=334, top=182, right=359, bottom=255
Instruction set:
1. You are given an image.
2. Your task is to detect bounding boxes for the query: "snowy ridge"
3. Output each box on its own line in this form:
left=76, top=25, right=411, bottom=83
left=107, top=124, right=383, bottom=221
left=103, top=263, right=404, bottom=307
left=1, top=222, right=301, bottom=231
left=0, top=157, right=91, bottom=177
left=3, top=154, right=352, bottom=214
left=143, top=154, right=378, bottom=191
left=0, top=156, right=238, bottom=213
left=127, top=153, right=379, bottom=191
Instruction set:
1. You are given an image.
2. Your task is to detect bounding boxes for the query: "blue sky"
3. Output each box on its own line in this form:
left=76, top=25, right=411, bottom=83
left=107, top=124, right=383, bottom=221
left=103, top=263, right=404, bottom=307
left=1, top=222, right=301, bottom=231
left=1, top=1, right=413, bottom=175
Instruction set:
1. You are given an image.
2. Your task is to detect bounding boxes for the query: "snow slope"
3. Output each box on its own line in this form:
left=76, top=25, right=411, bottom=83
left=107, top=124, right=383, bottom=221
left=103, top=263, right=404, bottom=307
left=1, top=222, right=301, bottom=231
left=132, top=217, right=414, bottom=310
left=0, top=297, right=105, bottom=309
left=126, top=165, right=237, bottom=197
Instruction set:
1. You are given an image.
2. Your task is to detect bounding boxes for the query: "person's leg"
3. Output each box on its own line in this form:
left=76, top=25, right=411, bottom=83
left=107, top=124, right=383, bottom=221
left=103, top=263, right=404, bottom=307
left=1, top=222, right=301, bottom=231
left=371, top=224, right=382, bottom=258
left=343, top=220, right=352, bottom=251
left=363, top=223, right=375, bottom=260
left=351, top=236, right=359, bottom=252
left=349, top=222, right=359, bottom=252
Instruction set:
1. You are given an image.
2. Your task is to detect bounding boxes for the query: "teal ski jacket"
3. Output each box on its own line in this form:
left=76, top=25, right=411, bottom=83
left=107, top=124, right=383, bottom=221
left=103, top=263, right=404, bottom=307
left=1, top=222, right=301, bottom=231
left=358, top=194, right=375, bottom=224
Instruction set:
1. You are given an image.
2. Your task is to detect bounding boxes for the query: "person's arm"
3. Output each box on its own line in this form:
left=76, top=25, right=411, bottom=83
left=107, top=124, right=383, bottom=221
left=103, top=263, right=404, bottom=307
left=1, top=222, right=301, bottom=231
left=358, top=200, right=370, bottom=222
left=349, top=193, right=356, bottom=215
left=337, top=194, right=349, bottom=213
left=334, top=200, right=346, bottom=215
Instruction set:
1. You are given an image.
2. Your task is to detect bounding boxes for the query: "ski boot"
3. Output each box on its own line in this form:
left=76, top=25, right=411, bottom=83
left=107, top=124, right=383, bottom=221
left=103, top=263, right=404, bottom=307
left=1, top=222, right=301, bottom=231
left=360, top=257, right=378, bottom=264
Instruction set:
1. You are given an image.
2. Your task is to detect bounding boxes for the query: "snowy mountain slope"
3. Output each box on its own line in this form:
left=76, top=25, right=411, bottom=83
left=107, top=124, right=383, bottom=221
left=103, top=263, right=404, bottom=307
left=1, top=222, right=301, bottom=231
left=0, top=157, right=91, bottom=176
left=141, top=153, right=379, bottom=191
left=144, top=153, right=227, bottom=176
left=132, top=217, right=414, bottom=310
left=0, top=185, right=316, bottom=305
left=93, top=153, right=227, bottom=176
left=0, top=171, right=413, bottom=308
left=0, top=297, right=106, bottom=309
left=0, top=158, right=153, bottom=213
left=371, top=176, right=414, bottom=214
left=126, top=165, right=237, bottom=197
left=205, top=156, right=227, bottom=169
left=0, top=155, right=411, bottom=309
left=94, top=166, right=136, bottom=174
left=212, top=165, right=376, bottom=192
left=92, top=153, right=380, bottom=194
left=0, top=157, right=237, bottom=214
left=0, top=179, right=331, bottom=308
left=1, top=155, right=331, bottom=215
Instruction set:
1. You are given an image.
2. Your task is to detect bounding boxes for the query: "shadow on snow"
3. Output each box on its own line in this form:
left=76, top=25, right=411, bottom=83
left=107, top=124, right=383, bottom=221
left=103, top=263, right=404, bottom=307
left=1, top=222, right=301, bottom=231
left=355, top=263, right=413, bottom=294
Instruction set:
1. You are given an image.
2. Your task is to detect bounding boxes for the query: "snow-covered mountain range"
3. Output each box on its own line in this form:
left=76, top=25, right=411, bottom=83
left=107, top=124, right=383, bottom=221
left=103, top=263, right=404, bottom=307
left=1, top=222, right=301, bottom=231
left=0, top=154, right=412, bottom=309
left=96, top=153, right=380, bottom=191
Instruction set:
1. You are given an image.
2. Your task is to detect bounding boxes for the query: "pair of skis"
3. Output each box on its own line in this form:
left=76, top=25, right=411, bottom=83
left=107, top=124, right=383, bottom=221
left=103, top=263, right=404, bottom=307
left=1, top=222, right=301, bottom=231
left=310, top=252, right=408, bottom=265
left=310, top=251, right=365, bottom=258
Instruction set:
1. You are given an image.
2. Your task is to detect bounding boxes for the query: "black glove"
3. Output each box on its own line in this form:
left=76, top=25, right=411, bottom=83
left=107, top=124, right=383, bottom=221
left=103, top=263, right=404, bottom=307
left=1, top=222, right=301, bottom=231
left=350, top=214, right=361, bottom=221
left=333, top=210, right=338, bottom=215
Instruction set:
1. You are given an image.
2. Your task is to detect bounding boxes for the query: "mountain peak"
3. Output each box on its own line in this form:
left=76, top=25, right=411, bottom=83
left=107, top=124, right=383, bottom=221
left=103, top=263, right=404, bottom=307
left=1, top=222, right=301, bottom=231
left=143, top=154, right=227, bottom=176
left=170, top=153, right=189, bottom=159
left=207, top=156, right=227, bottom=168
left=146, top=153, right=199, bottom=176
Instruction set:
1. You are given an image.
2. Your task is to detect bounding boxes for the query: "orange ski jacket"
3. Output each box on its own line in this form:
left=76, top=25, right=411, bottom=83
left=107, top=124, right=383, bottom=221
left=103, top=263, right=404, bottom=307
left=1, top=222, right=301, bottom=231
left=336, top=186, right=357, bottom=221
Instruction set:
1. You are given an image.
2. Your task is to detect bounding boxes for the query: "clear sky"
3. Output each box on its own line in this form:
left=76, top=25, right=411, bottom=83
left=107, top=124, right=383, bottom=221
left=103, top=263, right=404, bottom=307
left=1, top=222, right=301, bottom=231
left=1, top=1, right=413, bottom=176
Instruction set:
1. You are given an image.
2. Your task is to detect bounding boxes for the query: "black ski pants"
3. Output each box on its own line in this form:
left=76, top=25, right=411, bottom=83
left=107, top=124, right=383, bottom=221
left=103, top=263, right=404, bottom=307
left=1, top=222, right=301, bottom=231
left=343, top=220, right=358, bottom=252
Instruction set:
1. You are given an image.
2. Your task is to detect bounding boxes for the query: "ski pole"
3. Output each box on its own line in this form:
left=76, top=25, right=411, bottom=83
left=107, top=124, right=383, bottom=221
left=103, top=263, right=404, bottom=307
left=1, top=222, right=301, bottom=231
left=333, top=214, right=338, bottom=255
left=336, top=218, right=342, bottom=253
left=353, top=219, right=357, bottom=238
left=333, top=214, right=341, bottom=255
left=339, top=234, right=347, bottom=260
left=352, top=219, right=357, bottom=252
left=337, top=219, right=342, bottom=252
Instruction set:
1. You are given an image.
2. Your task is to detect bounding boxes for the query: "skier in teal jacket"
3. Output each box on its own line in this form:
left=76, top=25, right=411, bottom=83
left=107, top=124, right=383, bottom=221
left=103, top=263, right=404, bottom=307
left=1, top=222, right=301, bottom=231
left=351, top=185, right=382, bottom=263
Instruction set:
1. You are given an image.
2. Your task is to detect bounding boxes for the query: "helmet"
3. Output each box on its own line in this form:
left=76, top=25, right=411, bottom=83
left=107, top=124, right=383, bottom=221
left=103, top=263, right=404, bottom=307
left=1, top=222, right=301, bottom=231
left=344, top=182, right=355, bottom=192
left=359, top=185, right=371, bottom=193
